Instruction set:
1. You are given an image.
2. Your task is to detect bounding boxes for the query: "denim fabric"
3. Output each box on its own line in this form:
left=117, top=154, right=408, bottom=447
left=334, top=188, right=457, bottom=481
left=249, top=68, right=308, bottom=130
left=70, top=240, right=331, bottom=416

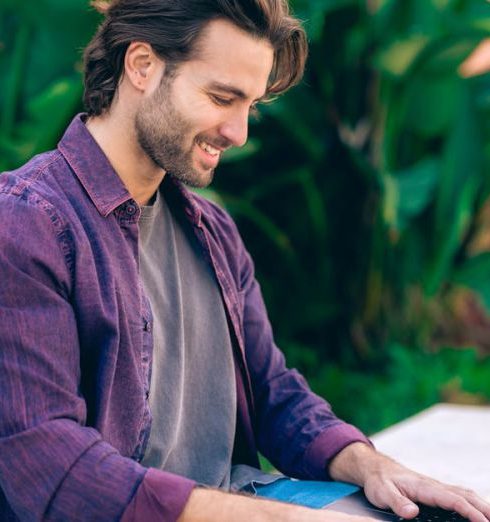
left=255, top=479, right=359, bottom=509
left=0, top=114, right=370, bottom=521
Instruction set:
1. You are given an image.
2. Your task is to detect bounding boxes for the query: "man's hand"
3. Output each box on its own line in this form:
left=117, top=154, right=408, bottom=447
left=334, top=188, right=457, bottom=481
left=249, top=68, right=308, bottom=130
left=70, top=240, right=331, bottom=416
left=329, top=442, right=490, bottom=522
left=178, top=488, right=378, bottom=521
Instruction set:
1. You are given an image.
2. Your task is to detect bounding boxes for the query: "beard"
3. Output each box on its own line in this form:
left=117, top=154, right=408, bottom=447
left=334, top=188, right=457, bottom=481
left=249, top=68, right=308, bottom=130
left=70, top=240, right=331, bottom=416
left=134, top=73, right=216, bottom=188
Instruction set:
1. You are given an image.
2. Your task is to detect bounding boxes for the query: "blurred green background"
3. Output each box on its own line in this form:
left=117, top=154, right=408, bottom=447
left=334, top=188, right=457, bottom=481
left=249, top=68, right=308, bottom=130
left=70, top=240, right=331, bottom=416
left=2, top=0, right=490, bottom=435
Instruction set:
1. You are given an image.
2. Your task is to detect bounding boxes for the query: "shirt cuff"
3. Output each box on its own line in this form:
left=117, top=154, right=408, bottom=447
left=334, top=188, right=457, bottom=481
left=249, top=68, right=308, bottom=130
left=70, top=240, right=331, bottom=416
left=301, top=423, right=374, bottom=480
left=120, top=467, right=196, bottom=522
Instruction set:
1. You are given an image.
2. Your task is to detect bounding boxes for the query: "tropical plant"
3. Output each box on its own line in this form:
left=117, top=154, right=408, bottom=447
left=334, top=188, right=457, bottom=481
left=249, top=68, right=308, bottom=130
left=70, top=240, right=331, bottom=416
left=214, top=0, right=490, bottom=430
left=0, top=0, right=99, bottom=172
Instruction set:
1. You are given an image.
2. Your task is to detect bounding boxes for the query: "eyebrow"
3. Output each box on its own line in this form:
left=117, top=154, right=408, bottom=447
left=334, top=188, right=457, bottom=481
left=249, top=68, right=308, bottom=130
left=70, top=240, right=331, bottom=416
left=207, top=81, right=267, bottom=102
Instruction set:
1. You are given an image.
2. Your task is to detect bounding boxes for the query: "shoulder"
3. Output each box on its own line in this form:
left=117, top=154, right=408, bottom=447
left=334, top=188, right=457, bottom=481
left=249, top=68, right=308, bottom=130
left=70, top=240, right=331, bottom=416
left=0, top=151, right=75, bottom=273
left=1, top=149, right=64, bottom=193
left=1, top=151, right=70, bottom=228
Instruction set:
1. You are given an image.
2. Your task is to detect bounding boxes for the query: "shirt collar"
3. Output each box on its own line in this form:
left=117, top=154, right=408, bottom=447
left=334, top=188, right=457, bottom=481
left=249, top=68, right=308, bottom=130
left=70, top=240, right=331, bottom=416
left=57, top=113, right=133, bottom=217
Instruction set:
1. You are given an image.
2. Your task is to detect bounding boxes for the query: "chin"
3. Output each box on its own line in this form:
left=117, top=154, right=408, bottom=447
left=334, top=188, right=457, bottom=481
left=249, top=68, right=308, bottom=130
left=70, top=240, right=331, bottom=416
left=169, top=168, right=214, bottom=189
left=190, top=165, right=215, bottom=188
left=190, top=174, right=214, bottom=189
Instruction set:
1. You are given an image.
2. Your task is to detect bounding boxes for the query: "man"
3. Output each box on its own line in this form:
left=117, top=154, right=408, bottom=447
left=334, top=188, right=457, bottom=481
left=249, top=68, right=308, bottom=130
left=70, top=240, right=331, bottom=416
left=0, top=1, right=488, bottom=521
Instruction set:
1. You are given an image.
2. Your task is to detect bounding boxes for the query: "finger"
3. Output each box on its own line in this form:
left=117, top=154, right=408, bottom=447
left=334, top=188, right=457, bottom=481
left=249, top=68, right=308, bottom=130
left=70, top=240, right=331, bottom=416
left=470, top=496, right=490, bottom=522
left=367, top=481, right=420, bottom=520
left=414, top=487, right=488, bottom=522
left=448, top=487, right=490, bottom=522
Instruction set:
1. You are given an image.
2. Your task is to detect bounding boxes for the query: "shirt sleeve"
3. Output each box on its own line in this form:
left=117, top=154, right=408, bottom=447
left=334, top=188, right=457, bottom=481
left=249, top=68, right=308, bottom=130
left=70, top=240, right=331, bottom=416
left=235, top=220, right=372, bottom=480
left=0, top=191, right=194, bottom=521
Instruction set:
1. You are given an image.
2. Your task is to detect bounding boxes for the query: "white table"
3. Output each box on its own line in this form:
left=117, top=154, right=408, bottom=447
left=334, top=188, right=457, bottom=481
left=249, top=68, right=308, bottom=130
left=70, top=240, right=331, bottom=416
left=370, top=403, right=490, bottom=501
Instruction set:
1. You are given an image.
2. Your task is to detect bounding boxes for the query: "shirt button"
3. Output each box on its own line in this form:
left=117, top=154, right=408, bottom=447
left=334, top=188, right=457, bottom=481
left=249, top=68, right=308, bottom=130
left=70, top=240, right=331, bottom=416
left=143, top=320, right=151, bottom=332
left=126, top=204, right=137, bottom=216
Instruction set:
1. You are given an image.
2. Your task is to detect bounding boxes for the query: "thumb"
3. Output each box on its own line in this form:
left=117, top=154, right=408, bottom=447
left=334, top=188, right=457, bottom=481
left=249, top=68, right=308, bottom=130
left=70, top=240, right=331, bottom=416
left=395, top=499, right=419, bottom=519
left=386, top=488, right=419, bottom=519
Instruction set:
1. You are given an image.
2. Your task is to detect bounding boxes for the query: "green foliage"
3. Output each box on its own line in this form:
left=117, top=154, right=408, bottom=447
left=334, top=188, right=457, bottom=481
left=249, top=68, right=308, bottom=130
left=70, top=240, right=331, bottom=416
left=215, top=0, right=490, bottom=427
left=310, top=344, right=490, bottom=435
left=0, top=1, right=100, bottom=171
left=2, top=0, right=490, bottom=432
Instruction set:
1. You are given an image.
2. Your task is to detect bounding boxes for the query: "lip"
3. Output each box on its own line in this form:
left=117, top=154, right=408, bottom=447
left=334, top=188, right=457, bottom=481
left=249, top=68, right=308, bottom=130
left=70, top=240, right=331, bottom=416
left=195, top=141, right=221, bottom=169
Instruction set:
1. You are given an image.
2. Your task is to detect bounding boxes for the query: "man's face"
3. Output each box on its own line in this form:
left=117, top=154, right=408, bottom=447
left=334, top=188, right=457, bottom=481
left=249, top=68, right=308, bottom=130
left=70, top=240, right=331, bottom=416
left=134, top=19, right=274, bottom=188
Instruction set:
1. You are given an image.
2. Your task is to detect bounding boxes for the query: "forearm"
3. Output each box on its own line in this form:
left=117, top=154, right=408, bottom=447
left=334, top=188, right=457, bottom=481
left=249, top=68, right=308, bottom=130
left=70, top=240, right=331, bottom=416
left=0, top=419, right=146, bottom=521
left=178, top=489, right=297, bottom=522
left=328, top=441, right=382, bottom=486
left=177, top=487, right=373, bottom=522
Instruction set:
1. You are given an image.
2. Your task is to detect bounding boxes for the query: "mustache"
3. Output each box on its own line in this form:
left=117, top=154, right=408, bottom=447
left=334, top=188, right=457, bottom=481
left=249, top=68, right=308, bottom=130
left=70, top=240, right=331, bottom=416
left=196, top=135, right=233, bottom=151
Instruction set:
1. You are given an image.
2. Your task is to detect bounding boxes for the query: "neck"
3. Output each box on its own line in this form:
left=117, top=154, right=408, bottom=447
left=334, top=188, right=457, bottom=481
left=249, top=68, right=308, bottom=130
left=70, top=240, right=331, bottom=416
left=85, top=109, right=166, bottom=206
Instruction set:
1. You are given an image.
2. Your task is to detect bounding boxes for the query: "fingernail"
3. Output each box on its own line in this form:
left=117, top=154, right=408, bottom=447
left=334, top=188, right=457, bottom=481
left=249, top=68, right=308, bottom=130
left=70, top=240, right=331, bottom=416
left=400, top=504, right=419, bottom=518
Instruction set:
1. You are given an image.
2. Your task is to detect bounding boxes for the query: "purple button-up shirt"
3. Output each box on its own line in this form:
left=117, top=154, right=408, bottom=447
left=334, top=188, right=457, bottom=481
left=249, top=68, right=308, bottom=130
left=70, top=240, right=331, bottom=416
left=0, top=115, right=369, bottom=521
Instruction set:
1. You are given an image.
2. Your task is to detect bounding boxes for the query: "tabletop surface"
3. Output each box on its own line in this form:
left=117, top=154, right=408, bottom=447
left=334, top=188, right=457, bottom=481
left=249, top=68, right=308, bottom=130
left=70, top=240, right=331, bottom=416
left=370, top=403, right=490, bottom=500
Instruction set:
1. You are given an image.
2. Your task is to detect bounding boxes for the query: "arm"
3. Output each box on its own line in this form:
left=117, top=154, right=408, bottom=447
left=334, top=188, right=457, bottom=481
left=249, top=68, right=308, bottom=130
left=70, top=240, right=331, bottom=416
left=237, top=244, right=370, bottom=480
left=329, top=442, right=490, bottom=522
left=216, top=205, right=490, bottom=522
left=0, top=193, right=193, bottom=521
left=177, top=488, right=377, bottom=522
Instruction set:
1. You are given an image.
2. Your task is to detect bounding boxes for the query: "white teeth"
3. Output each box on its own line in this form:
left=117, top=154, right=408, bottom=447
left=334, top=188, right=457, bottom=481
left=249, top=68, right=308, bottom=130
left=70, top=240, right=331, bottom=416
left=198, top=140, right=219, bottom=156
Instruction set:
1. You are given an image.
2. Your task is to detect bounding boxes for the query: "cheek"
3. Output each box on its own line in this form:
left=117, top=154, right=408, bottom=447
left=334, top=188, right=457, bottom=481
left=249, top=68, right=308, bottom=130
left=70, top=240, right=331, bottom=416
left=173, top=93, right=223, bottom=133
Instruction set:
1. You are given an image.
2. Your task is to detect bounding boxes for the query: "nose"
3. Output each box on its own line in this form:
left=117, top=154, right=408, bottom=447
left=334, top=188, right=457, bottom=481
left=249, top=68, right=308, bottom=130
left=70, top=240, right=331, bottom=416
left=218, top=109, right=249, bottom=148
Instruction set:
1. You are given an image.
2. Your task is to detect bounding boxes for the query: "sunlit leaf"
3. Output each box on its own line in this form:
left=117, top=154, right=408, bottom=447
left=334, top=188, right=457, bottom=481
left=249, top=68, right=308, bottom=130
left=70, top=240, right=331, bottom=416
left=382, top=157, right=439, bottom=232
left=409, top=78, right=482, bottom=295
left=375, top=35, right=429, bottom=77
left=15, top=76, right=83, bottom=160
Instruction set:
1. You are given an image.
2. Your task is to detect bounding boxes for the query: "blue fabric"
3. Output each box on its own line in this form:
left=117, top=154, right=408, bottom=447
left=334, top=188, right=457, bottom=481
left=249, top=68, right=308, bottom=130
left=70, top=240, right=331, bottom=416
left=255, top=479, right=359, bottom=509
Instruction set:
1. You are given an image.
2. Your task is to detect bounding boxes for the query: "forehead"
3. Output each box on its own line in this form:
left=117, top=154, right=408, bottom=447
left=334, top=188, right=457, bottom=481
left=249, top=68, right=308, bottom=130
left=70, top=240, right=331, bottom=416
left=180, top=18, right=274, bottom=100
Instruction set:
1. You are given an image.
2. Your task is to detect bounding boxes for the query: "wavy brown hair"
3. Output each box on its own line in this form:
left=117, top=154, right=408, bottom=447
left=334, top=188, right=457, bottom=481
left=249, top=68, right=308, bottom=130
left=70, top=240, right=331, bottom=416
left=83, top=0, right=308, bottom=116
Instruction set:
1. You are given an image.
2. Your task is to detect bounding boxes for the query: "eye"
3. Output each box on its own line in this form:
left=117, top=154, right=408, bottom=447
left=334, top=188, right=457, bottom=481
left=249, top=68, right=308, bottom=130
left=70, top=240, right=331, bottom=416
left=210, top=94, right=233, bottom=106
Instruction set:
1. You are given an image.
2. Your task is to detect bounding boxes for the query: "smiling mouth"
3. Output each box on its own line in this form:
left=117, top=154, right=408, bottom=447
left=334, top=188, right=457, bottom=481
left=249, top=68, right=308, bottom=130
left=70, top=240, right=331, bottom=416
left=197, top=139, right=221, bottom=157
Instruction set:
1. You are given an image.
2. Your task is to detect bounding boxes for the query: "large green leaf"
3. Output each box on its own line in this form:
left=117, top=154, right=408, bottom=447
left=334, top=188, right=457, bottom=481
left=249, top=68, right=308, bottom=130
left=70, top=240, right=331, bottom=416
left=0, top=3, right=99, bottom=99
left=7, top=76, right=83, bottom=165
left=0, top=2, right=100, bottom=170
left=404, top=73, right=459, bottom=137
left=424, top=81, right=482, bottom=295
left=0, top=20, right=30, bottom=140
left=382, top=157, right=439, bottom=233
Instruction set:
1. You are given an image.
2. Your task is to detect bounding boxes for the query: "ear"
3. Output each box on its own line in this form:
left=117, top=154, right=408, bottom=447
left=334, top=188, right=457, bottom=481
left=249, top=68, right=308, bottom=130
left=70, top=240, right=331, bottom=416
left=124, top=41, right=165, bottom=92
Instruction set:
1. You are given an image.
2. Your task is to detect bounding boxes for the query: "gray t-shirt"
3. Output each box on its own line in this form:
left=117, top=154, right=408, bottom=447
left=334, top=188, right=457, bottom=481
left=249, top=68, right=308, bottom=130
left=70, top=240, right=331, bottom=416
left=138, top=189, right=236, bottom=488
left=137, top=189, right=284, bottom=492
